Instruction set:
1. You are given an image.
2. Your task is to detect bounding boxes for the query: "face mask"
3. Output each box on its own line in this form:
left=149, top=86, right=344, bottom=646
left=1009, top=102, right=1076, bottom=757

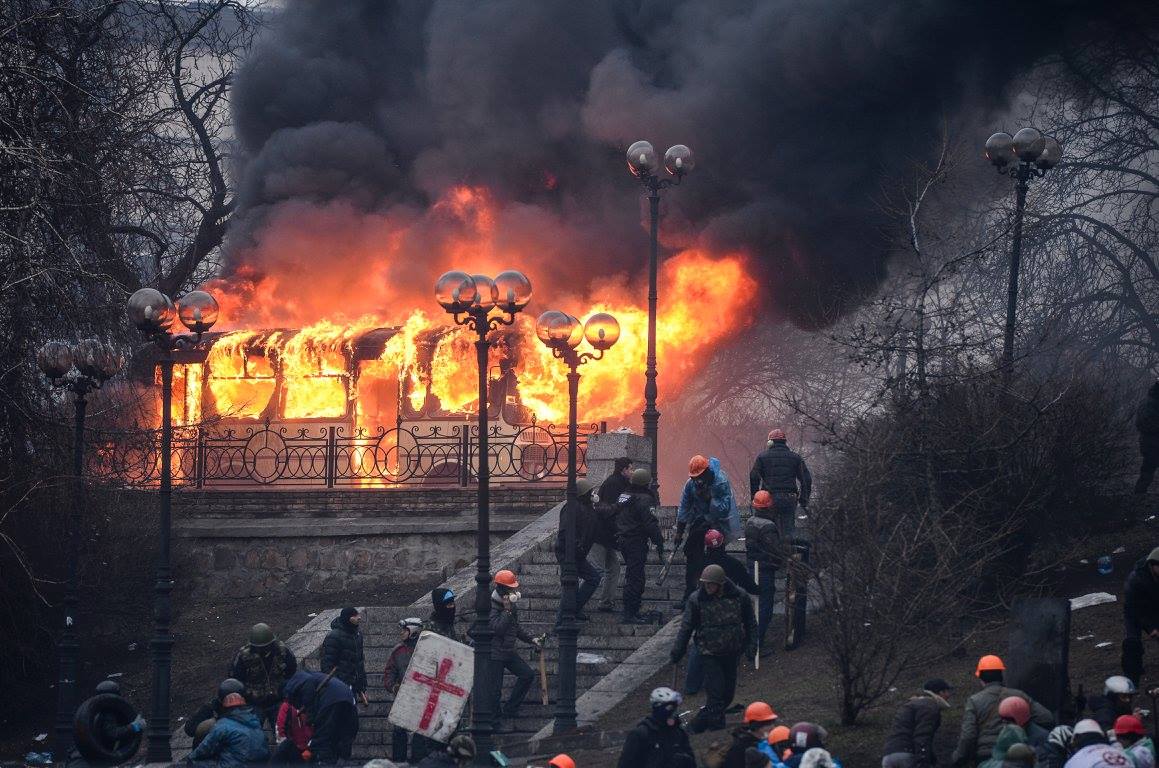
left=507, top=591, right=521, bottom=603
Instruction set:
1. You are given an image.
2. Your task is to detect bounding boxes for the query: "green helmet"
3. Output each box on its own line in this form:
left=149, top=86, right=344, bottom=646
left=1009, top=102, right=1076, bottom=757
left=248, top=622, right=275, bottom=647
left=699, top=564, right=727, bottom=585
left=630, top=468, right=652, bottom=487
left=576, top=478, right=597, bottom=497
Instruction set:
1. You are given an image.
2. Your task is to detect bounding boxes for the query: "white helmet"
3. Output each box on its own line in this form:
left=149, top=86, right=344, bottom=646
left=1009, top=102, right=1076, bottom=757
left=650, top=687, right=682, bottom=708
left=1074, top=718, right=1105, bottom=736
left=1105, top=675, right=1137, bottom=695
left=399, top=617, right=424, bottom=631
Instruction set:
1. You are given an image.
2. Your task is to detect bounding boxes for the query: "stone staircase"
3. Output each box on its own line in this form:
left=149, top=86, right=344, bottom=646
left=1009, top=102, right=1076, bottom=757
left=176, top=502, right=804, bottom=764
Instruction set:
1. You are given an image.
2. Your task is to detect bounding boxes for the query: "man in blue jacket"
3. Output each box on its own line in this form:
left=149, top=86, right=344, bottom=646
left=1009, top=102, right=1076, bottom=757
left=675, top=455, right=740, bottom=608
left=283, top=670, right=360, bottom=763
left=184, top=688, right=269, bottom=767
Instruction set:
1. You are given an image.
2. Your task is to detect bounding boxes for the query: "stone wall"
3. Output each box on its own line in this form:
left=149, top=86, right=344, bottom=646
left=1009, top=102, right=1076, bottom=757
left=171, top=486, right=565, bottom=598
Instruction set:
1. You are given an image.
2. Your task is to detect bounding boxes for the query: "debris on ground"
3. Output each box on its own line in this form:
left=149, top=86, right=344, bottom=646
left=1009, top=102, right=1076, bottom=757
left=1070, top=592, right=1116, bottom=611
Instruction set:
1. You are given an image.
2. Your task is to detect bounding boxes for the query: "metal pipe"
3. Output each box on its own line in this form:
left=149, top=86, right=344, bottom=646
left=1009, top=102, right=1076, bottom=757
left=554, top=365, right=581, bottom=732
left=643, top=185, right=661, bottom=497
left=147, top=353, right=175, bottom=763
left=53, top=388, right=88, bottom=757
left=1001, top=168, right=1029, bottom=387
left=470, top=323, right=495, bottom=761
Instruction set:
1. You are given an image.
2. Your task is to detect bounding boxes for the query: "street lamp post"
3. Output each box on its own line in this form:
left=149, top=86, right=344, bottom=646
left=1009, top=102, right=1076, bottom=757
left=984, top=128, right=1062, bottom=386
left=126, top=287, right=219, bottom=763
left=535, top=310, right=620, bottom=733
left=434, top=270, right=532, bottom=761
left=626, top=141, right=694, bottom=497
left=37, top=339, right=120, bottom=758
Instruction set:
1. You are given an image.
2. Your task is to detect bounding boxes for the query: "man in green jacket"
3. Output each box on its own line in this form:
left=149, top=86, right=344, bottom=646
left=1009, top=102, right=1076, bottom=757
left=951, top=655, right=1054, bottom=767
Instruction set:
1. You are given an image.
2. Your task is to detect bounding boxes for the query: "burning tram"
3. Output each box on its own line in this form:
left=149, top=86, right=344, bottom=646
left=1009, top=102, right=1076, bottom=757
left=157, top=324, right=579, bottom=487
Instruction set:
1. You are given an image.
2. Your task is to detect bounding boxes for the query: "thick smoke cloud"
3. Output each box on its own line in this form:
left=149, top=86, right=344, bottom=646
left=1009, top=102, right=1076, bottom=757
left=226, top=0, right=1151, bottom=325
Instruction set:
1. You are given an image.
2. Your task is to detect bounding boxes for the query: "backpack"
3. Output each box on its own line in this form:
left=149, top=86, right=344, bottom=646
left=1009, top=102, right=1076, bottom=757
left=696, top=591, right=746, bottom=656
left=745, top=514, right=784, bottom=567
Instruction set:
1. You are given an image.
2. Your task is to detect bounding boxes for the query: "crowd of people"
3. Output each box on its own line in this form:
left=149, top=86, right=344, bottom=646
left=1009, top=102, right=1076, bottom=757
left=70, top=420, right=1159, bottom=767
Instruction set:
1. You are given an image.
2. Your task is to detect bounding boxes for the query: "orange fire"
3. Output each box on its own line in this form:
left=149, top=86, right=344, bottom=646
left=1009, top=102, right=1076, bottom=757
left=180, top=186, right=760, bottom=433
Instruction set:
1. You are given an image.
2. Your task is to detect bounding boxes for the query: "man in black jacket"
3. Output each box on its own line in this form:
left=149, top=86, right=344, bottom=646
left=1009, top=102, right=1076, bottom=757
left=1137, top=382, right=1159, bottom=494
left=1123, top=547, right=1159, bottom=683
left=321, top=607, right=368, bottom=706
left=881, top=679, right=952, bottom=767
left=182, top=678, right=244, bottom=747
left=283, top=670, right=359, bottom=763
left=554, top=478, right=602, bottom=623
left=749, top=429, right=812, bottom=537
left=704, top=529, right=758, bottom=594
left=616, top=687, right=696, bottom=768
left=488, top=569, right=541, bottom=731
left=670, top=564, right=757, bottom=733
left=594, top=458, right=633, bottom=612
left=617, top=468, right=664, bottom=625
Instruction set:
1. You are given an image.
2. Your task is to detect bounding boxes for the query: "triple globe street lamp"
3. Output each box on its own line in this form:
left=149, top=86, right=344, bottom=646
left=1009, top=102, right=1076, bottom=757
left=983, top=127, right=1062, bottom=385
left=626, top=140, right=694, bottom=496
left=434, top=269, right=532, bottom=759
left=125, top=286, right=219, bottom=763
left=534, top=310, right=620, bottom=733
left=36, top=339, right=121, bottom=756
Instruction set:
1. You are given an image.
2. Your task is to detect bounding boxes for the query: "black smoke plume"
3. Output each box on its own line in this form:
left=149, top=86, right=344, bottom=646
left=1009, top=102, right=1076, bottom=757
left=226, top=0, right=1152, bottom=325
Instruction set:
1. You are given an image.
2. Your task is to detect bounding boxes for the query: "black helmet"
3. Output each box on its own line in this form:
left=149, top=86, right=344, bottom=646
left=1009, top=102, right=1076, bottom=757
left=95, top=680, right=121, bottom=695
left=217, top=678, right=245, bottom=702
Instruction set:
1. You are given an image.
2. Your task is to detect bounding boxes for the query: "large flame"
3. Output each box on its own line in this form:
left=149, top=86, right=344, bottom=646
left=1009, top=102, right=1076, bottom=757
left=181, top=186, right=760, bottom=432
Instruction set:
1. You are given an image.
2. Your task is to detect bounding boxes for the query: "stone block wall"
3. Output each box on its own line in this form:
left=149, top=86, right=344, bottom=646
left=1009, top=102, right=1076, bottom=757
left=171, top=486, right=564, bottom=598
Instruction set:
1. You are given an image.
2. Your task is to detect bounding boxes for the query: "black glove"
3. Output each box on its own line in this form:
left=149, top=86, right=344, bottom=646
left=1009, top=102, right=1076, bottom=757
left=674, top=522, right=686, bottom=546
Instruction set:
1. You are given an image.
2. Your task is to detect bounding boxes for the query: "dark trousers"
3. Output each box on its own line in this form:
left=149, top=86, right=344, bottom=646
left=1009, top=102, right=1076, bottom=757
left=621, top=538, right=648, bottom=616
left=693, top=653, right=739, bottom=729
left=555, top=556, right=603, bottom=623
left=272, top=739, right=307, bottom=763
left=682, top=524, right=709, bottom=601
left=310, top=702, right=358, bottom=763
left=391, top=727, right=437, bottom=763
left=489, top=653, right=535, bottom=723
left=749, top=560, right=778, bottom=649
left=1123, top=611, right=1146, bottom=684
left=1137, top=452, right=1158, bottom=494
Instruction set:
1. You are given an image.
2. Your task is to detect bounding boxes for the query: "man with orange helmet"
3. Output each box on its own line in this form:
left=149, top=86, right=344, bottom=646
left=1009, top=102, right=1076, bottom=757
left=749, top=429, right=812, bottom=532
left=950, top=655, right=1053, bottom=766
left=746, top=489, right=785, bottom=656
left=720, top=702, right=781, bottom=768
left=184, top=684, right=270, bottom=766
left=676, top=454, right=740, bottom=608
left=488, top=569, right=541, bottom=731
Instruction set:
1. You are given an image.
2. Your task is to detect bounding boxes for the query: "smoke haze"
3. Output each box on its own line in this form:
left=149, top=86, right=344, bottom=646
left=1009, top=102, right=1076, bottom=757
left=224, top=0, right=1152, bottom=326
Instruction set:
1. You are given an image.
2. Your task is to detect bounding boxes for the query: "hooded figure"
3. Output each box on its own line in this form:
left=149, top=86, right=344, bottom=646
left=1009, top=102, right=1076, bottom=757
left=320, top=607, right=367, bottom=702
left=1122, top=550, right=1159, bottom=684
left=616, top=687, right=697, bottom=768
left=1136, top=381, right=1159, bottom=494
left=977, top=724, right=1028, bottom=768
left=282, top=671, right=358, bottom=763
left=676, top=456, right=740, bottom=606
left=429, top=588, right=458, bottom=639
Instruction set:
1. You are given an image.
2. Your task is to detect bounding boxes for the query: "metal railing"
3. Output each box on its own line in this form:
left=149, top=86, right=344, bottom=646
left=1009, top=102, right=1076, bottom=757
left=86, top=419, right=598, bottom=489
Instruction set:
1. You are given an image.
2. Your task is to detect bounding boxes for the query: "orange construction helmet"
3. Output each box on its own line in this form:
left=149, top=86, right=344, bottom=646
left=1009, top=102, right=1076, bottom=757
left=221, top=692, right=247, bottom=709
left=548, top=755, right=575, bottom=768
left=689, top=455, right=710, bottom=477
left=744, top=701, right=779, bottom=725
left=752, top=490, right=773, bottom=509
left=768, top=428, right=786, bottom=441
left=768, top=725, right=792, bottom=745
left=494, top=569, right=519, bottom=589
left=975, top=654, right=1006, bottom=677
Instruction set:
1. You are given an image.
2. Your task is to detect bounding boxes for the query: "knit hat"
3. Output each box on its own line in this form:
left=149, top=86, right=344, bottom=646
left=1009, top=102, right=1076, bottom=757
left=923, top=678, right=952, bottom=694
left=614, top=457, right=632, bottom=473
left=340, top=606, right=359, bottom=622
left=744, top=747, right=771, bottom=768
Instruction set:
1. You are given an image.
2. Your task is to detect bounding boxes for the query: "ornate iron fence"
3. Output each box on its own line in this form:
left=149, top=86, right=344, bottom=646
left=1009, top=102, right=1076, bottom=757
left=87, top=420, right=598, bottom=489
